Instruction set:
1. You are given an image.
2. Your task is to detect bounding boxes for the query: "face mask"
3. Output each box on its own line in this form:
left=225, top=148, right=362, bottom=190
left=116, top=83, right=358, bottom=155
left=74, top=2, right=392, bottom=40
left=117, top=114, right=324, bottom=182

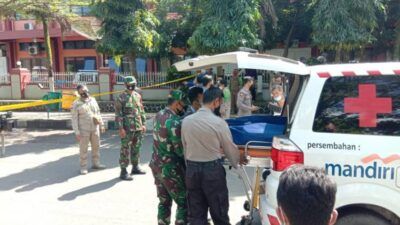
left=126, top=85, right=135, bottom=91
left=274, top=95, right=283, bottom=102
left=80, top=92, right=89, bottom=98
left=177, top=109, right=185, bottom=117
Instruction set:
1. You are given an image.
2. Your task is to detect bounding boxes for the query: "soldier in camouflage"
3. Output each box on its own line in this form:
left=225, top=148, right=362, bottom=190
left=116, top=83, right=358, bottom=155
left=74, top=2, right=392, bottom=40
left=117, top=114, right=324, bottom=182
left=150, top=90, right=187, bottom=225
left=115, top=76, right=147, bottom=181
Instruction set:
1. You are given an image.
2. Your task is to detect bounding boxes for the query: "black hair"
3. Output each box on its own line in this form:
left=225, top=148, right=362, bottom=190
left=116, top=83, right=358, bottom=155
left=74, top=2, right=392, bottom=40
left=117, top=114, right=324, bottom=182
left=202, top=75, right=213, bottom=87
left=167, top=97, right=176, bottom=106
left=243, top=76, right=253, bottom=85
left=188, top=87, right=203, bottom=104
left=277, top=165, right=337, bottom=225
left=196, top=74, right=204, bottom=84
left=203, top=87, right=223, bottom=104
left=219, top=79, right=228, bottom=87
left=76, top=84, right=85, bottom=91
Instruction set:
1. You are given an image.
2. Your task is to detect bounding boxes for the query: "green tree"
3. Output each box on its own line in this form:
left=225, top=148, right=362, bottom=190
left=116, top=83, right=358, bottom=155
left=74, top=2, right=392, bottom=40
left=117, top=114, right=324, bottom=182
left=260, top=0, right=313, bottom=57
left=154, top=0, right=192, bottom=59
left=188, top=0, right=261, bottom=54
left=92, top=0, right=159, bottom=75
left=0, top=0, right=91, bottom=91
left=311, top=0, right=384, bottom=62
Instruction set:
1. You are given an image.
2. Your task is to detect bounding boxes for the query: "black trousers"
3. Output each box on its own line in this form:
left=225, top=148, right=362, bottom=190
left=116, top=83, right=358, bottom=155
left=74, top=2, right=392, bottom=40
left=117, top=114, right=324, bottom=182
left=185, top=160, right=230, bottom=225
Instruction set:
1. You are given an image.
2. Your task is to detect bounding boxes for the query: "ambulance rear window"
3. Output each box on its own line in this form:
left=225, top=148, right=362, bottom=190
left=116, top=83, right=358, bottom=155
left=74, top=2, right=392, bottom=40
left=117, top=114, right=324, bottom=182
left=313, top=76, right=400, bottom=136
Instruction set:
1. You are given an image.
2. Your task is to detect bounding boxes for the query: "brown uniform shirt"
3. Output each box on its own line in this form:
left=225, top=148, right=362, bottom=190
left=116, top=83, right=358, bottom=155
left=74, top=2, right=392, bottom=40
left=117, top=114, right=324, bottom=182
left=181, top=107, right=240, bottom=168
left=237, top=88, right=253, bottom=117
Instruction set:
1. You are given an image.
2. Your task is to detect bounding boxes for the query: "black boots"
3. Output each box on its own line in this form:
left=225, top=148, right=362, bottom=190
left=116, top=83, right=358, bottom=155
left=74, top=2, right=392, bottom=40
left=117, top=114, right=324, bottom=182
left=120, top=168, right=133, bottom=181
left=131, top=166, right=146, bottom=175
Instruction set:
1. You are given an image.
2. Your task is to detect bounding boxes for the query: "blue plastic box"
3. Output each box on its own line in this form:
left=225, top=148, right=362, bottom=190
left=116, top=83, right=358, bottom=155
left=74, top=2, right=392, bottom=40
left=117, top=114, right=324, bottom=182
left=226, top=115, right=287, bottom=146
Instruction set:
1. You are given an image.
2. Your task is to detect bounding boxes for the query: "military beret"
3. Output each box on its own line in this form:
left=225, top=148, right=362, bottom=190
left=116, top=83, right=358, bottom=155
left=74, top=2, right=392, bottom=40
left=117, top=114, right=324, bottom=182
left=169, top=90, right=183, bottom=101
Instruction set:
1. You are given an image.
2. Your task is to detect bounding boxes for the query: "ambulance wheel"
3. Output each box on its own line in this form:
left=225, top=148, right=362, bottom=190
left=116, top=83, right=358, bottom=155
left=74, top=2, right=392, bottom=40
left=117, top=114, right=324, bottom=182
left=243, top=200, right=250, bottom=211
left=336, top=210, right=391, bottom=225
left=238, top=210, right=262, bottom=225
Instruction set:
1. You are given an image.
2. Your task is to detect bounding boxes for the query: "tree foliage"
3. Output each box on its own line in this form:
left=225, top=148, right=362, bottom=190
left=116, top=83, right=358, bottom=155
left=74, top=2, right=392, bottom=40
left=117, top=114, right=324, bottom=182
left=153, top=0, right=199, bottom=58
left=188, top=0, right=261, bottom=54
left=311, top=0, right=383, bottom=51
left=92, top=0, right=159, bottom=72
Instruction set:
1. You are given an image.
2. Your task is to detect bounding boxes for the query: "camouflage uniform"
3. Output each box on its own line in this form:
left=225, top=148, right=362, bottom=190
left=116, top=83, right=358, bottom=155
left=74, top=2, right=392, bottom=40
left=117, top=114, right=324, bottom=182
left=150, top=90, right=187, bottom=225
left=115, top=88, right=146, bottom=169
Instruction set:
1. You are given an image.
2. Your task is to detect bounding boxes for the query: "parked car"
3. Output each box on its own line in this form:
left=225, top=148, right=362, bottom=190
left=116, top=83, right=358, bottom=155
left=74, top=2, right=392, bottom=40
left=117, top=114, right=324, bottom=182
left=174, top=51, right=400, bottom=225
left=73, top=70, right=98, bottom=84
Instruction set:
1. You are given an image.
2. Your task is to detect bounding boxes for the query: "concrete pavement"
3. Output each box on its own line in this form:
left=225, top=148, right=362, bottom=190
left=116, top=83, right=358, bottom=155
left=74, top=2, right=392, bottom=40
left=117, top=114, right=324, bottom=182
left=8, top=112, right=156, bottom=131
left=0, top=129, right=255, bottom=225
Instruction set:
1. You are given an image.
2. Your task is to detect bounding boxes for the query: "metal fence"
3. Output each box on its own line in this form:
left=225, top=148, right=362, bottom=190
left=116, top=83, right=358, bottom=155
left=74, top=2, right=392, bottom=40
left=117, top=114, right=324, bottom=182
left=0, top=74, right=10, bottom=84
left=115, top=72, right=177, bottom=89
left=30, top=71, right=99, bottom=89
left=28, top=71, right=174, bottom=89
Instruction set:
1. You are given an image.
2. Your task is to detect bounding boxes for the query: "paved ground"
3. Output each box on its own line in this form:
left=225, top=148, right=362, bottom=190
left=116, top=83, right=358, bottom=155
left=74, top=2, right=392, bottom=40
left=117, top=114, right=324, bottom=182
left=0, top=129, right=254, bottom=225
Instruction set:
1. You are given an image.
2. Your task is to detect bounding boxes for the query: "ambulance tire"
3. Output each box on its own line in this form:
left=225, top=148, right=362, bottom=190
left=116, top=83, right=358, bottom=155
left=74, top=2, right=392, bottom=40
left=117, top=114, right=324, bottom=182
left=336, top=209, right=391, bottom=225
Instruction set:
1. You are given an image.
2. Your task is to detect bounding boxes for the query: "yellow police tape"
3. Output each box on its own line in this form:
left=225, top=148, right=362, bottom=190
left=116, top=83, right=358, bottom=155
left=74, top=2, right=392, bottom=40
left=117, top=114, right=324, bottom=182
left=0, top=74, right=196, bottom=112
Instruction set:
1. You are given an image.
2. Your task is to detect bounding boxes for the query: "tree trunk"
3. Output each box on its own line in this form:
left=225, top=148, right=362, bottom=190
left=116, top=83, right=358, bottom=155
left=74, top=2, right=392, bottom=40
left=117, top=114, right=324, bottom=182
left=283, top=10, right=298, bottom=58
left=42, top=17, right=55, bottom=92
left=335, top=45, right=342, bottom=63
left=128, top=52, right=137, bottom=76
left=395, top=25, right=400, bottom=61
left=283, top=23, right=295, bottom=58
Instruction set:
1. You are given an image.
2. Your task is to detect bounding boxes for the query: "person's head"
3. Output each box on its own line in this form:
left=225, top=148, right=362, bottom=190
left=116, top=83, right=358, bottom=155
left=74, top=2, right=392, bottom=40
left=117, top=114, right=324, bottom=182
left=277, top=165, right=338, bottom=225
left=167, top=90, right=185, bottom=115
left=124, top=76, right=137, bottom=93
left=195, top=74, right=204, bottom=86
left=273, top=75, right=283, bottom=84
left=219, top=79, right=228, bottom=89
left=202, top=75, right=213, bottom=89
left=243, top=76, right=254, bottom=89
left=203, top=87, right=223, bottom=111
left=77, top=84, right=90, bottom=99
left=188, top=87, right=203, bottom=110
left=271, top=85, right=284, bottom=102
left=207, top=68, right=213, bottom=75
left=232, top=69, right=239, bottom=77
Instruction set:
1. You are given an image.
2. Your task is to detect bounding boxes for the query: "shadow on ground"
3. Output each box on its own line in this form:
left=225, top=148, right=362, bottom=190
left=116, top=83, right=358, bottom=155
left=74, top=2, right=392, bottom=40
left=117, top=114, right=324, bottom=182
left=58, top=178, right=121, bottom=201
left=0, top=131, right=153, bottom=193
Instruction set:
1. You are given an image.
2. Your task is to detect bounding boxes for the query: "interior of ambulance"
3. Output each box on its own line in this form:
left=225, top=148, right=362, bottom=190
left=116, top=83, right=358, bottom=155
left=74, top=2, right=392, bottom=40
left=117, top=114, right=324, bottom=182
left=174, top=51, right=310, bottom=163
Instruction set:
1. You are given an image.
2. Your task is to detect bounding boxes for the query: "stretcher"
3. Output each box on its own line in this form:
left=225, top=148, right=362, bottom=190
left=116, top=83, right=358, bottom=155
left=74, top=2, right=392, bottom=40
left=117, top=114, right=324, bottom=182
left=225, top=115, right=281, bottom=224
left=224, top=141, right=272, bottom=225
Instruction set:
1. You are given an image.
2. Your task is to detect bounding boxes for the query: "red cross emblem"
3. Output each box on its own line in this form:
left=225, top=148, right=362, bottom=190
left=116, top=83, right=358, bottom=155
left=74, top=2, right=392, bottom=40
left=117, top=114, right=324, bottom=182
left=344, top=84, right=392, bottom=128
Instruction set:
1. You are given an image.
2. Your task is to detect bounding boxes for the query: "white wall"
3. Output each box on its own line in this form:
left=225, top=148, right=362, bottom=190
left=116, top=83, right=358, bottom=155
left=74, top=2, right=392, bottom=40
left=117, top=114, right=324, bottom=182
left=24, top=84, right=48, bottom=99
left=0, top=85, right=12, bottom=99
left=266, top=47, right=312, bottom=60
left=113, top=84, right=169, bottom=101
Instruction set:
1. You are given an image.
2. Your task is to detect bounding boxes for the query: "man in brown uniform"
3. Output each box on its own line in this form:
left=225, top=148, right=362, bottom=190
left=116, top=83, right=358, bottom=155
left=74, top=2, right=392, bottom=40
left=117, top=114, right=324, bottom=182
left=229, top=69, right=241, bottom=114
left=237, top=76, right=259, bottom=117
left=71, top=84, right=106, bottom=175
left=182, top=87, right=241, bottom=225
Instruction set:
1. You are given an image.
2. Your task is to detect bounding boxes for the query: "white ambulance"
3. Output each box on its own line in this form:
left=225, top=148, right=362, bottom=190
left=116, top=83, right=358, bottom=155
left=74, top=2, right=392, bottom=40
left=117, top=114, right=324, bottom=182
left=174, top=51, right=400, bottom=225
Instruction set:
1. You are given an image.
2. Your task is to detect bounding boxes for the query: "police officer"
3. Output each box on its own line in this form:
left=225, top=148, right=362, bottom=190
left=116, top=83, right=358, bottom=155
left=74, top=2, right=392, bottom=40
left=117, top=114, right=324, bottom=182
left=182, top=87, right=241, bottom=225
left=237, top=76, right=259, bottom=117
left=115, top=76, right=146, bottom=181
left=150, top=90, right=187, bottom=225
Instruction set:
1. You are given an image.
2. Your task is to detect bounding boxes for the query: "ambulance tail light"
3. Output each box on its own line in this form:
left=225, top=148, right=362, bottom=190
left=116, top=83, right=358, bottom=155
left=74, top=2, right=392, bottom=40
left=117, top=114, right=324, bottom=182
left=267, top=214, right=280, bottom=225
left=271, top=136, right=303, bottom=171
